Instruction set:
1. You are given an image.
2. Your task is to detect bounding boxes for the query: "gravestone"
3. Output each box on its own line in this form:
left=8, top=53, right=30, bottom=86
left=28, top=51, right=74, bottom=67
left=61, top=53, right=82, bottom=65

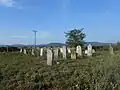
left=40, top=48, right=43, bottom=56
left=36, top=47, right=39, bottom=50
left=53, top=48, right=59, bottom=61
left=31, top=49, right=35, bottom=56
left=36, top=47, right=40, bottom=57
left=92, top=49, right=95, bottom=54
left=85, top=50, right=88, bottom=55
left=71, top=47, right=76, bottom=59
left=87, top=44, right=93, bottom=56
left=109, top=44, right=114, bottom=55
left=60, top=48, right=63, bottom=53
left=57, top=62, right=60, bottom=65
left=27, top=48, right=31, bottom=55
left=20, top=48, right=22, bottom=53
left=24, top=49, right=27, bottom=54
left=62, top=46, right=67, bottom=59
left=67, top=48, right=71, bottom=53
left=76, top=45, right=82, bottom=57
left=47, top=48, right=53, bottom=66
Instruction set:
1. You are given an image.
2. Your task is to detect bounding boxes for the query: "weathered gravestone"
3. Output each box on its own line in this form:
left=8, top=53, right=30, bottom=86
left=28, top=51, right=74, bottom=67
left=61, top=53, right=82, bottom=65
left=40, top=48, right=43, bottom=56
left=92, top=49, right=95, bottom=54
left=109, top=44, right=114, bottom=55
left=62, top=46, right=67, bottom=59
left=87, top=44, right=93, bottom=56
left=24, top=49, right=27, bottom=54
left=76, top=45, right=82, bottom=57
left=31, top=49, right=35, bottom=56
left=36, top=47, right=40, bottom=57
left=71, top=47, right=76, bottom=59
left=53, top=48, right=59, bottom=61
left=67, top=48, right=71, bottom=53
left=60, top=48, right=63, bottom=53
left=27, top=48, right=32, bottom=55
left=85, top=50, right=88, bottom=55
left=20, top=48, right=22, bottom=53
left=58, top=48, right=63, bottom=60
left=47, top=48, right=53, bottom=66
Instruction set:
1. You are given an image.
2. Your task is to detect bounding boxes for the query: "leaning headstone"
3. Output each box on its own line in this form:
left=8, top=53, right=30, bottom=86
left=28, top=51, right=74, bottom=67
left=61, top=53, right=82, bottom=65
left=31, top=49, right=35, bottom=56
left=109, top=44, right=114, bottom=55
left=87, top=44, right=93, bottom=56
left=53, top=48, right=59, bottom=61
left=24, top=49, right=27, bottom=54
left=71, top=47, right=76, bottom=59
left=47, top=48, right=53, bottom=66
left=76, top=45, right=82, bottom=57
left=40, top=48, right=43, bottom=56
left=62, top=46, right=67, bottom=59
left=20, top=48, right=22, bottom=53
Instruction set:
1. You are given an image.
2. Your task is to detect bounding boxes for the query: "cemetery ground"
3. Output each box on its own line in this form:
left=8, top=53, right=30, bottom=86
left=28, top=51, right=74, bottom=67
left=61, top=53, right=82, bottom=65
left=0, top=51, right=120, bottom=90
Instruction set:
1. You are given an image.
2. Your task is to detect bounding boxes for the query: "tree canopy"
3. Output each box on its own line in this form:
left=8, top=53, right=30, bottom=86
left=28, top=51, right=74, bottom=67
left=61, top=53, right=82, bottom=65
left=65, top=28, right=86, bottom=47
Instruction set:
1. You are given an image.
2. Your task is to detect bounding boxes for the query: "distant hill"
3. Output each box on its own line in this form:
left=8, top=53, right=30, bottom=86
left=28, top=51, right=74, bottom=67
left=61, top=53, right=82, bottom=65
left=46, top=42, right=115, bottom=47
left=85, top=42, right=114, bottom=46
left=0, top=42, right=115, bottom=47
left=11, top=44, right=26, bottom=47
left=47, top=43, right=65, bottom=47
left=11, top=43, right=65, bottom=47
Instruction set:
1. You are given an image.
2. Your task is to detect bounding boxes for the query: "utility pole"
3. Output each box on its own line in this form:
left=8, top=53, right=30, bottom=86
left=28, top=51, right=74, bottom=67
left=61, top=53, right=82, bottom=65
left=33, top=30, right=37, bottom=49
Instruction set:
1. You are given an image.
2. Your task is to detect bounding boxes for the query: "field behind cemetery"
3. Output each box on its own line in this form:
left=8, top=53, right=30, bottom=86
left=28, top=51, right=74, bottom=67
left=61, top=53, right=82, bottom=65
left=0, top=51, right=120, bottom=90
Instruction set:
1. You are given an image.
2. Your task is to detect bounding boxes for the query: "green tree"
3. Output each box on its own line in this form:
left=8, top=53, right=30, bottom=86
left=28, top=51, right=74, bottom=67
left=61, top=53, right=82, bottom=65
left=65, top=28, right=86, bottom=47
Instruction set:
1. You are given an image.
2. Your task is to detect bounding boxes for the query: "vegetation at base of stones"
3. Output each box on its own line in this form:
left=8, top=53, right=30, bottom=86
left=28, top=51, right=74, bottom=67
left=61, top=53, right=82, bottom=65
left=0, top=52, right=120, bottom=90
left=65, top=28, right=86, bottom=48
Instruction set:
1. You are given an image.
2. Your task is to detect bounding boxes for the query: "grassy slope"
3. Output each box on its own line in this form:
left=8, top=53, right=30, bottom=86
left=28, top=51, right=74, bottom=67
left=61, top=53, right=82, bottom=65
left=0, top=52, right=120, bottom=90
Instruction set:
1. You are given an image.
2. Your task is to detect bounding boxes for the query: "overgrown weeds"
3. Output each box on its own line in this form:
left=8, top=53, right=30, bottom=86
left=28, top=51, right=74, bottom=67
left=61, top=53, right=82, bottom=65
left=0, top=52, right=120, bottom=90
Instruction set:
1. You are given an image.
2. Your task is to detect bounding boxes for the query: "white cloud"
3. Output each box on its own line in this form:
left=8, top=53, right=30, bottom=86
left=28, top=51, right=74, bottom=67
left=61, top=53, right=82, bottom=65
left=0, top=0, right=15, bottom=7
left=11, top=36, right=29, bottom=38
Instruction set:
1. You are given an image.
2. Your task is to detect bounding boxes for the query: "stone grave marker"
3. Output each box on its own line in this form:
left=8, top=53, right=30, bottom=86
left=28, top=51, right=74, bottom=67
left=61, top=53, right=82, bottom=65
left=109, top=44, right=114, bottom=55
left=24, top=49, right=27, bottom=54
left=87, top=44, right=93, bottom=56
left=63, top=46, right=67, bottom=59
left=71, top=47, right=76, bottom=59
left=47, top=48, right=53, bottom=66
left=31, top=49, right=35, bottom=56
left=76, top=45, right=82, bottom=57
left=20, top=48, right=22, bottom=53
left=53, top=48, right=59, bottom=61
left=67, top=48, right=71, bottom=53
left=40, top=48, right=43, bottom=56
